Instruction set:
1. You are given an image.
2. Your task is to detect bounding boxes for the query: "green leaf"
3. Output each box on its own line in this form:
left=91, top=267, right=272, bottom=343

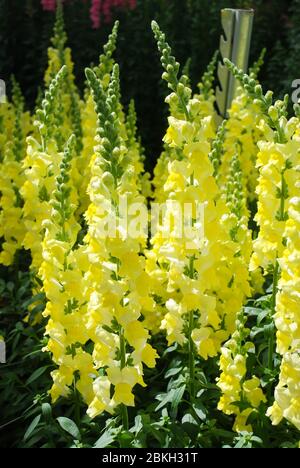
left=22, top=293, right=45, bottom=309
left=41, top=403, right=52, bottom=422
left=26, top=366, right=49, bottom=385
left=155, top=390, right=175, bottom=411
left=171, top=385, right=186, bottom=416
left=94, top=429, right=115, bottom=448
left=193, top=401, right=207, bottom=421
left=234, top=437, right=247, bottom=448
left=57, top=417, right=81, bottom=440
left=165, top=367, right=182, bottom=378
left=129, top=415, right=143, bottom=435
left=257, top=310, right=270, bottom=325
left=181, top=413, right=199, bottom=438
left=24, top=415, right=41, bottom=441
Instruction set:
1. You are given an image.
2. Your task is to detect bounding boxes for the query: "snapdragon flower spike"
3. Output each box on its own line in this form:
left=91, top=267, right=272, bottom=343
left=0, top=79, right=30, bottom=266
left=83, top=64, right=158, bottom=418
left=40, top=133, right=93, bottom=405
left=85, top=65, right=121, bottom=177
left=151, top=20, right=191, bottom=120
left=147, top=26, right=251, bottom=364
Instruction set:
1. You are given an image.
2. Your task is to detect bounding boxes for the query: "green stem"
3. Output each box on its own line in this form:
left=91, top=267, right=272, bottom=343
left=188, top=310, right=195, bottom=401
left=119, top=326, right=129, bottom=431
left=187, top=254, right=196, bottom=401
left=268, top=260, right=279, bottom=371
left=73, top=379, right=80, bottom=428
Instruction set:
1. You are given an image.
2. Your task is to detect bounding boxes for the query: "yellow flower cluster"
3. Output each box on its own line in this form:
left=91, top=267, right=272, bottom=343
left=0, top=80, right=31, bottom=265
left=250, top=115, right=300, bottom=273
left=218, top=89, right=263, bottom=202
left=39, top=135, right=92, bottom=403
left=82, top=66, right=157, bottom=417
left=153, top=53, right=217, bottom=204
left=217, top=312, right=266, bottom=433
left=21, top=66, right=78, bottom=271
left=267, top=196, right=300, bottom=430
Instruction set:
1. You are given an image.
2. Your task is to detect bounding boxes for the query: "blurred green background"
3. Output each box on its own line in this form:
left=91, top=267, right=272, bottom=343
left=0, top=0, right=297, bottom=167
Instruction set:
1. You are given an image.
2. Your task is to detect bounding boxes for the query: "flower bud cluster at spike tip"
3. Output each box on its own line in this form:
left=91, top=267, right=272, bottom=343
left=224, top=58, right=289, bottom=144
left=35, top=65, right=68, bottom=147
left=77, top=23, right=120, bottom=216
left=85, top=66, right=121, bottom=174
left=226, top=154, right=247, bottom=222
left=249, top=48, right=266, bottom=80
left=126, top=99, right=138, bottom=145
left=209, top=119, right=226, bottom=177
left=151, top=20, right=191, bottom=120
left=52, top=0, right=67, bottom=63
left=52, top=134, right=76, bottom=241
left=96, top=20, right=119, bottom=83
left=198, top=50, right=218, bottom=100
left=11, top=77, right=26, bottom=163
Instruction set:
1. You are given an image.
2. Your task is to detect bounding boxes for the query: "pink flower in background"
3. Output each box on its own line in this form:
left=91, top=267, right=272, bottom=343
left=102, top=0, right=112, bottom=24
left=41, top=0, right=57, bottom=11
left=128, top=0, right=137, bottom=9
left=41, top=0, right=137, bottom=28
left=90, top=0, right=102, bottom=28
